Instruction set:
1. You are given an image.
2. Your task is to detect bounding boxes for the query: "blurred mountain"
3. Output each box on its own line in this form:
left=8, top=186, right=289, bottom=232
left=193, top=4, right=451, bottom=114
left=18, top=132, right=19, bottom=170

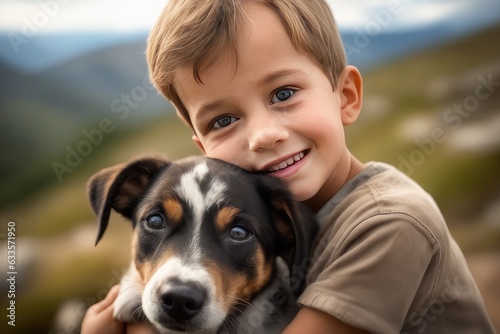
left=0, top=31, right=149, bottom=72
left=1, top=0, right=500, bottom=73
left=0, top=37, right=170, bottom=207
left=0, top=37, right=167, bottom=115
left=342, top=9, right=500, bottom=70
left=1, top=14, right=499, bottom=207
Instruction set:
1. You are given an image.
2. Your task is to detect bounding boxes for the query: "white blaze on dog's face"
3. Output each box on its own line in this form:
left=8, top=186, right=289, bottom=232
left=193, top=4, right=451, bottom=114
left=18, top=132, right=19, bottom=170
left=88, top=156, right=314, bottom=333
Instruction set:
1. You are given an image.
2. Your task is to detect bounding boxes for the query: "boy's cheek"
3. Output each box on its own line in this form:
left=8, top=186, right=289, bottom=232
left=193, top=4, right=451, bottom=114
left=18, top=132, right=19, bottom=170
left=192, top=135, right=253, bottom=171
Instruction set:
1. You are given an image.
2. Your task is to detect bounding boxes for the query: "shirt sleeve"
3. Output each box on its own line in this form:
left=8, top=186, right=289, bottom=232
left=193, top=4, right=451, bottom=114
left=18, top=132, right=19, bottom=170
left=297, top=213, right=440, bottom=334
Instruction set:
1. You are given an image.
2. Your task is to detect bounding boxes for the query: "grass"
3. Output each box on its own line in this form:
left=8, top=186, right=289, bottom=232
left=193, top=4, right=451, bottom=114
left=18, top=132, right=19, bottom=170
left=348, top=23, right=500, bottom=220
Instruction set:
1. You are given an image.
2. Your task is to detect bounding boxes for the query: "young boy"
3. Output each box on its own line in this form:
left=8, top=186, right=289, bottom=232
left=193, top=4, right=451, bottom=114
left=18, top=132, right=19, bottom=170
left=82, top=0, right=495, bottom=333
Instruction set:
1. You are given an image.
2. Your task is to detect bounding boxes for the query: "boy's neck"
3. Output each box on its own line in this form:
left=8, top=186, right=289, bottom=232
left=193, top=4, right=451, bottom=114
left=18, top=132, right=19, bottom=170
left=305, top=153, right=365, bottom=213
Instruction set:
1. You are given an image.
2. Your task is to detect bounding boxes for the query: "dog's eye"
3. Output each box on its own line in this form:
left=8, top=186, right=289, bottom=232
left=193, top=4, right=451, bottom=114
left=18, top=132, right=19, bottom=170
left=146, top=214, right=165, bottom=229
left=229, top=226, right=250, bottom=240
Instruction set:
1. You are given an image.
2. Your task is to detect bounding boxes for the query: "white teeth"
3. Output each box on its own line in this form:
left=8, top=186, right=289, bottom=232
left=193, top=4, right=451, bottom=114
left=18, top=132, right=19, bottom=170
left=267, top=151, right=306, bottom=172
left=294, top=152, right=304, bottom=161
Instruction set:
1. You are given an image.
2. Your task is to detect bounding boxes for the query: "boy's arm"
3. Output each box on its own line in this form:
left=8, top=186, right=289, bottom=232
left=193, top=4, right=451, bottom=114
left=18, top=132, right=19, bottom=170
left=283, top=306, right=369, bottom=334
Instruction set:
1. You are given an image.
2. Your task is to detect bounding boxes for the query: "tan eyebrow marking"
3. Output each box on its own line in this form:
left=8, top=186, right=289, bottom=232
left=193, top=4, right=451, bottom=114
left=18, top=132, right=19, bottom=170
left=163, top=198, right=183, bottom=224
left=215, top=206, right=240, bottom=231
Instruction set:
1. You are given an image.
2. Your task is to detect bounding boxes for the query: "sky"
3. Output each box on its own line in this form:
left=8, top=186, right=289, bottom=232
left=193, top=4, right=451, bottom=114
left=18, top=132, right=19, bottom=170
left=0, top=0, right=497, bottom=34
left=0, top=0, right=498, bottom=72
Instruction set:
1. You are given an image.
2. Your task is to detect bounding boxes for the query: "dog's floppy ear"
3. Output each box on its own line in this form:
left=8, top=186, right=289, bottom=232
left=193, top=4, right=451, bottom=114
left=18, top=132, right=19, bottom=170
left=256, top=175, right=318, bottom=296
left=87, top=156, right=171, bottom=245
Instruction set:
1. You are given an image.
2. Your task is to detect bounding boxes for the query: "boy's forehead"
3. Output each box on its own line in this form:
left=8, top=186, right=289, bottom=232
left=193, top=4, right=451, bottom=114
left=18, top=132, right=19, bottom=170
left=175, top=3, right=284, bottom=77
left=173, top=2, right=308, bottom=102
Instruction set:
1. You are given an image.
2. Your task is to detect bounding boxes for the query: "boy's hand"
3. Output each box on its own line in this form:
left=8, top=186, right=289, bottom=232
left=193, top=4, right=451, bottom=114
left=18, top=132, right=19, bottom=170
left=81, top=285, right=125, bottom=334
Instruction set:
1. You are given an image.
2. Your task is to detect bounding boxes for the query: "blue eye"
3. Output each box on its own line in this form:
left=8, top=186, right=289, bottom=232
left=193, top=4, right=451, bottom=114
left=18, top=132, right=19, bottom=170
left=271, top=88, right=296, bottom=104
left=146, top=214, right=165, bottom=229
left=229, top=226, right=251, bottom=240
left=213, top=116, right=238, bottom=129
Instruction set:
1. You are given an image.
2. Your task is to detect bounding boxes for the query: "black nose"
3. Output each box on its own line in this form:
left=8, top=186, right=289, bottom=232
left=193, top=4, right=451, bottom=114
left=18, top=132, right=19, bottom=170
left=159, top=282, right=206, bottom=322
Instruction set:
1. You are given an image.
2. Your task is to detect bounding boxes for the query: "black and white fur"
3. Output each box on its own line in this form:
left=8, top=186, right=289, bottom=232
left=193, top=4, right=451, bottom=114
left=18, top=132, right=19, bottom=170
left=87, top=156, right=317, bottom=333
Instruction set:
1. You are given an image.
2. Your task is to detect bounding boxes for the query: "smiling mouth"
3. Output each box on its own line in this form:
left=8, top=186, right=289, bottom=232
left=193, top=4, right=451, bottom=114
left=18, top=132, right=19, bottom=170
left=266, top=150, right=308, bottom=173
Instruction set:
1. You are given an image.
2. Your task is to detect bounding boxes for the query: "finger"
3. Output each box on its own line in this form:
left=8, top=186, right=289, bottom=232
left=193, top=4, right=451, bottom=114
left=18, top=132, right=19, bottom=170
left=91, top=285, right=121, bottom=314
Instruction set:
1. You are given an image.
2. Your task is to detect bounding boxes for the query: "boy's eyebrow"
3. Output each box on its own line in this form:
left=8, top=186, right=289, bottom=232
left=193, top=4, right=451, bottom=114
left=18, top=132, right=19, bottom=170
left=258, top=68, right=302, bottom=87
left=195, top=100, right=226, bottom=121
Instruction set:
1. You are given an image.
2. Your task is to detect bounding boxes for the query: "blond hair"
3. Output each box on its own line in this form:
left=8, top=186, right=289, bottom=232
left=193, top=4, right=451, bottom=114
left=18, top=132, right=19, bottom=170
left=147, top=0, right=347, bottom=127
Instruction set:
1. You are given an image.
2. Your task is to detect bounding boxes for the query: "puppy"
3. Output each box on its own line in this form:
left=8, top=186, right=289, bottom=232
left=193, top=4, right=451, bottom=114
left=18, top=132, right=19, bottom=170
left=87, top=155, right=317, bottom=333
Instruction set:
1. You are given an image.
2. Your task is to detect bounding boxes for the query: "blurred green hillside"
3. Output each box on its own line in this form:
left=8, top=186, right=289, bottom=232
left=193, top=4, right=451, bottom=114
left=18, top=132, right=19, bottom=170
left=348, top=23, right=500, bottom=251
left=0, top=24, right=499, bottom=333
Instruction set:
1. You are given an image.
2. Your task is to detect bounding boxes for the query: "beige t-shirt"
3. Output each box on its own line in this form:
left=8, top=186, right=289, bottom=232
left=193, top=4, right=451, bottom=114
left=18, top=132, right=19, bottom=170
left=298, top=162, right=495, bottom=334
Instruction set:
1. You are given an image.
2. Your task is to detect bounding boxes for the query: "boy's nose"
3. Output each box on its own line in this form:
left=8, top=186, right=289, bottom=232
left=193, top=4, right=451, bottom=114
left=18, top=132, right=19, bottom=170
left=248, top=122, right=289, bottom=151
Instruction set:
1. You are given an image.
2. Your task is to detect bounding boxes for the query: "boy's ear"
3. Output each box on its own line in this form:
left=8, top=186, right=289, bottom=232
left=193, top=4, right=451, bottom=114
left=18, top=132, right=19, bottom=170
left=192, top=134, right=206, bottom=154
left=339, top=65, right=363, bottom=126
